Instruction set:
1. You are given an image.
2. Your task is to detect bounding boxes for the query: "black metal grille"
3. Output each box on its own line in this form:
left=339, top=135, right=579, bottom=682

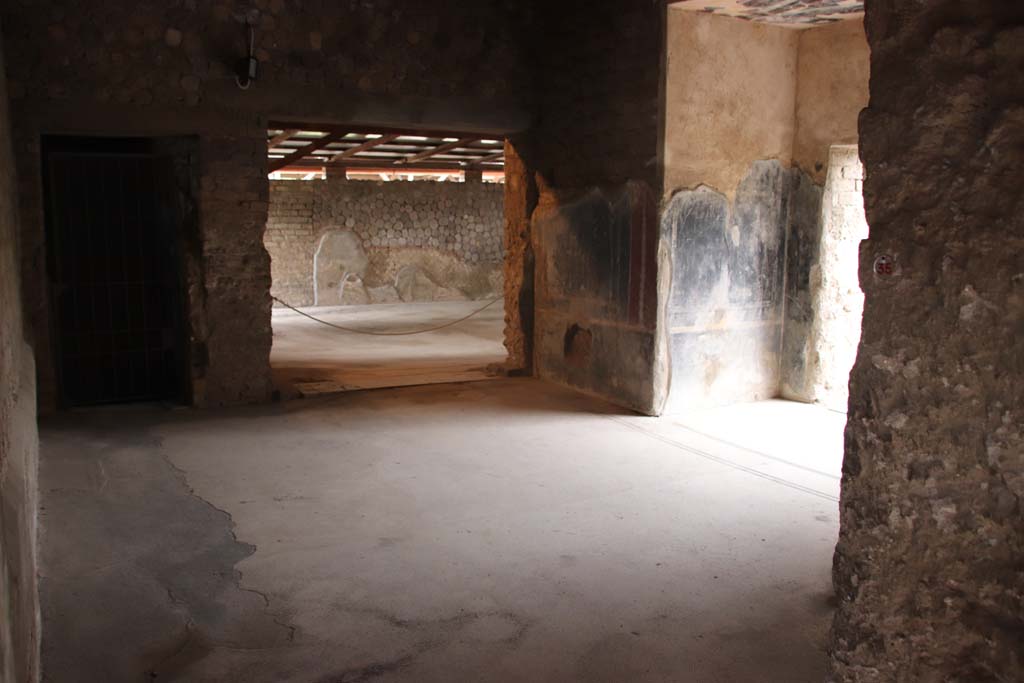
left=44, top=138, right=187, bottom=406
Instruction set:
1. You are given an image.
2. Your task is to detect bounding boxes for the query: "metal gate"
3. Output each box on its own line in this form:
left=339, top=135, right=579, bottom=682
left=43, top=137, right=188, bottom=406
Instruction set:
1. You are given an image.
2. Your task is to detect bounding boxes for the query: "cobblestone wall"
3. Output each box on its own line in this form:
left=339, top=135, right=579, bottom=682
left=266, top=177, right=504, bottom=307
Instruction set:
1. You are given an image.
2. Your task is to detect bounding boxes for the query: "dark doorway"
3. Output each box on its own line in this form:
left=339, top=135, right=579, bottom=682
left=43, top=136, right=190, bottom=406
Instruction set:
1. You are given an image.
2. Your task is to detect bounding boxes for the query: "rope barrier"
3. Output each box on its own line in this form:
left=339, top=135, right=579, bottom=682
left=271, top=295, right=503, bottom=337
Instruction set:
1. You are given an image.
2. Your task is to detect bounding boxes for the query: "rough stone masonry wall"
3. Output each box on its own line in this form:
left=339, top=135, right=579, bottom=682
left=0, top=0, right=532, bottom=411
left=266, top=177, right=503, bottom=308
left=0, top=24, right=40, bottom=683
left=829, top=1, right=1024, bottom=680
left=522, top=0, right=663, bottom=414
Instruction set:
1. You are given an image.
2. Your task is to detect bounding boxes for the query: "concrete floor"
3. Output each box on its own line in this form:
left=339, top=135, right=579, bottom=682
left=39, top=379, right=843, bottom=682
left=270, top=301, right=506, bottom=396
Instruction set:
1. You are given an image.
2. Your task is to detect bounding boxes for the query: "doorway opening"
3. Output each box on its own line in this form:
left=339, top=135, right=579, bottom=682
left=263, top=124, right=508, bottom=397
left=42, top=136, right=191, bottom=407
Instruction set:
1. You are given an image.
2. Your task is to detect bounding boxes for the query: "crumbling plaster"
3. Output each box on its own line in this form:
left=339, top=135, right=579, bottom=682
left=662, top=9, right=868, bottom=412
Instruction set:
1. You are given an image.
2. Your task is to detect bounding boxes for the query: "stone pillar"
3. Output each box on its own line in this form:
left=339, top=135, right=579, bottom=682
left=829, top=2, right=1024, bottom=681
left=463, top=168, right=483, bottom=184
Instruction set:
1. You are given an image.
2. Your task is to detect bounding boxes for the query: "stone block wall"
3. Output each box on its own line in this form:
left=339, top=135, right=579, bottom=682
left=265, top=182, right=317, bottom=306
left=829, top=1, right=1024, bottom=680
left=266, top=177, right=504, bottom=308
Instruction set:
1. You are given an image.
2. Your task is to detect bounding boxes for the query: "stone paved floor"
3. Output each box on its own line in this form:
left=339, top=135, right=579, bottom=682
left=39, top=379, right=842, bottom=682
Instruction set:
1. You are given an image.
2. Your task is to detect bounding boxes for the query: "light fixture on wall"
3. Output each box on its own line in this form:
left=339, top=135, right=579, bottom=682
left=234, top=8, right=261, bottom=90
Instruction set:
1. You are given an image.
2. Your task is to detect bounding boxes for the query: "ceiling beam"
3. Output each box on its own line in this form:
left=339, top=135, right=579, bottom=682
left=469, top=150, right=505, bottom=167
left=267, top=129, right=299, bottom=147
left=268, top=120, right=502, bottom=142
left=268, top=132, right=345, bottom=173
left=323, top=159, right=470, bottom=171
left=327, top=134, right=400, bottom=163
left=398, top=137, right=478, bottom=165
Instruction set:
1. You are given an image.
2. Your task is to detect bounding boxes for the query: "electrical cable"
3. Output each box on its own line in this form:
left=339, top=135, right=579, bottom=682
left=271, top=295, right=503, bottom=336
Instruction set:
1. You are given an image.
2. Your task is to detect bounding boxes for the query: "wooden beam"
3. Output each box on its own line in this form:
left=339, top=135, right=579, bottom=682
left=469, top=150, right=505, bottom=167
left=327, top=134, right=400, bottom=163
left=324, top=159, right=468, bottom=171
left=267, top=129, right=299, bottom=147
left=268, top=132, right=345, bottom=173
left=398, top=137, right=477, bottom=165
left=268, top=119, right=504, bottom=140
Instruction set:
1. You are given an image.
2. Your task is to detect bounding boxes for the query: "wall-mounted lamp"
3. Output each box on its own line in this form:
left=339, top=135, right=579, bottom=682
left=235, top=8, right=260, bottom=90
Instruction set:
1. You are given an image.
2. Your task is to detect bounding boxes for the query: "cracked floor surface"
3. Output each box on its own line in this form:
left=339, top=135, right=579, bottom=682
left=39, top=378, right=843, bottom=682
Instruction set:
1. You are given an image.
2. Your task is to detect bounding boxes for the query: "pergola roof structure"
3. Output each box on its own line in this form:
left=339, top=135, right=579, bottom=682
left=267, top=121, right=506, bottom=175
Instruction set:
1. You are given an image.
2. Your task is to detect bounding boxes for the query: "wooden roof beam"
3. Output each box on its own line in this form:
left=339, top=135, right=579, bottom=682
left=469, top=150, right=505, bottom=167
left=268, top=129, right=300, bottom=147
left=268, top=120, right=505, bottom=140
left=327, top=134, right=400, bottom=163
left=325, top=158, right=469, bottom=171
left=397, top=137, right=477, bottom=165
left=268, top=132, right=345, bottom=173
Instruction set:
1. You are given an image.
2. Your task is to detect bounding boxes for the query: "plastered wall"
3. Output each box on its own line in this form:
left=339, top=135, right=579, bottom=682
left=662, top=9, right=868, bottom=412
left=663, top=11, right=798, bottom=202
left=522, top=0, right=664, bottom=414
left=265, top=177, right=504, bottom=308
left=793, top=19, right=871, bottom=182
left=662, top=10, right=798, bottom=412
left=0, top=25, right=40, bottom=683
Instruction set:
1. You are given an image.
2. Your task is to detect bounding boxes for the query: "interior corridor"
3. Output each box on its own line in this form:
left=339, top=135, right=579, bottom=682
left=39, top=379, right=842, bottom=683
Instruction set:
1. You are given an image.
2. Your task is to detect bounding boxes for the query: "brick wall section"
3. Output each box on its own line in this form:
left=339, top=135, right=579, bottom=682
left=266, top=178, right=504, bottom=307
left=265, top=182, right=316, bottom=306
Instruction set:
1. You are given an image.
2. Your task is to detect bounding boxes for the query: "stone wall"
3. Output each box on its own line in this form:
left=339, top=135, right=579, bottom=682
left=265, top=177, right=503, bottom=307
left=522, top=0, right=664, bottom=414
left=829, top=1, right=1024, bottom=680
left=0, top=0, right=533, bottom=410
left=0, top=25, right=40, bottom=683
